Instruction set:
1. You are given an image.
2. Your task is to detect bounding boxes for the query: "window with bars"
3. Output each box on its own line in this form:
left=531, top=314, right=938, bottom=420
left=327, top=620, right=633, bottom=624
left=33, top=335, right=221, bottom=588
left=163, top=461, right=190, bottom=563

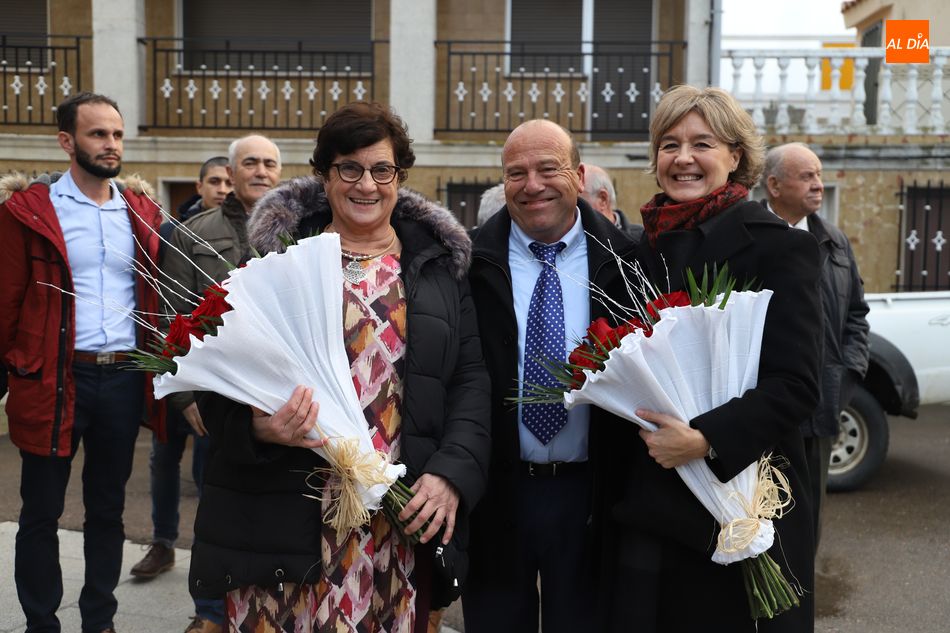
left=180, top=0, right=372, bottom=72
left=0, top=1, right=50, bottom=68
left=507, top=0, right=655, bottom=138
left=898, top=181, right=950, bottom=291
left=438, top=179, right=503, bottom=229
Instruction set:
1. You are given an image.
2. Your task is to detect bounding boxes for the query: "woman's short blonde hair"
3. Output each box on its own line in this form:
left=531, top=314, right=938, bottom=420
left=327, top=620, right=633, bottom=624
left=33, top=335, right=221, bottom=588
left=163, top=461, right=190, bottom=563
left=647, top=85, right=765, bottom=188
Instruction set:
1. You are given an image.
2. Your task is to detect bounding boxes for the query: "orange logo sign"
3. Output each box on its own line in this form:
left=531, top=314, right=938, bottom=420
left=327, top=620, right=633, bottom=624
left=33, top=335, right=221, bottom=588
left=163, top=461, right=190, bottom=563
left=885, top=20, right=930, bottom=63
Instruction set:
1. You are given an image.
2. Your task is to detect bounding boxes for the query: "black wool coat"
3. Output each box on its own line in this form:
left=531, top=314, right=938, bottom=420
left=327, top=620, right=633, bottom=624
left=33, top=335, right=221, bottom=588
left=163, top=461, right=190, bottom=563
left=189, top=177, right=491, bottom=606
left=604, top=200, right=822, bottom=633
left=465, top=199, right=639, bottom=588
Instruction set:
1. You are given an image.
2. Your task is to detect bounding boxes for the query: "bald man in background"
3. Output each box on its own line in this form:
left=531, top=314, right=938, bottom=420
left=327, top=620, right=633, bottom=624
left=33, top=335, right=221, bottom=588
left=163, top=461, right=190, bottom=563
left=764, top=142, right=869, bottom=550
left=580, top=163, right=642, bottom=239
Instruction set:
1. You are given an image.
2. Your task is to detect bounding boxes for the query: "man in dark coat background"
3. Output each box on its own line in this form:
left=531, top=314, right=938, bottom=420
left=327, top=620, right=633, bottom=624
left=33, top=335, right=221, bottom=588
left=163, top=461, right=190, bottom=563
left=463, top=119, right=639, bottom=633
left=764, top=142, right=870, bottom=548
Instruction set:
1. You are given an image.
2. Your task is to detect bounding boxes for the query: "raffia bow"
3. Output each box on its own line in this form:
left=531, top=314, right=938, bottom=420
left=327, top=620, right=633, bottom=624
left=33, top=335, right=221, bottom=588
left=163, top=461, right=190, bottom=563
left=303, top=424, right=397, bottom=533
left=716, top=454, right=793, bottom=555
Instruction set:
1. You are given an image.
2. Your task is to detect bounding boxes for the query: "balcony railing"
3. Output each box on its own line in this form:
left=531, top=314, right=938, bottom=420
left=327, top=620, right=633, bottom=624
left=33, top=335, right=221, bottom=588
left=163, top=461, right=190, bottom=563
left=724, top=47, right=950, bottom=135
left=435, top=40, right=685, bottom=140
left=138, top=37, right=387, bottom=131
left=1, top=33, right=89, bottom=127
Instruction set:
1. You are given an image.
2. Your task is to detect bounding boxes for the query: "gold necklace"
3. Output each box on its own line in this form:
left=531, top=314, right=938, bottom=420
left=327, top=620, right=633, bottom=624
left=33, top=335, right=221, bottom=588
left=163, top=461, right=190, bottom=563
left=327, top=225, right=398, bottom=283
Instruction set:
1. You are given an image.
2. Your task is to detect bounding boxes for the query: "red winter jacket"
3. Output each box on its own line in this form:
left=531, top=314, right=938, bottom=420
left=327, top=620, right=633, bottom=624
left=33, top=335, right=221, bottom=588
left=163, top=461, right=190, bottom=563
left=0, top=172, right=166, bottom=456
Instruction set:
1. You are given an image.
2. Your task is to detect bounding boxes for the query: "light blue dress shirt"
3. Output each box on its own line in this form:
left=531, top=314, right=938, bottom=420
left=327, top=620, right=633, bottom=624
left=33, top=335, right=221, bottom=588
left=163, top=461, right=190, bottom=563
left=51, top=171, right=137, bottom=351
left=511, top=210, right=591, bottom=463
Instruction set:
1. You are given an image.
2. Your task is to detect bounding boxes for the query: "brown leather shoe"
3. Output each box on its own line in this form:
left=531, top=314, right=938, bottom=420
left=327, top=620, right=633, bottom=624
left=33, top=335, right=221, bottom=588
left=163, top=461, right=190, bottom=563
left=184, top=616, right=224, bottom=633
left=129, top=542, right=175, bottom=578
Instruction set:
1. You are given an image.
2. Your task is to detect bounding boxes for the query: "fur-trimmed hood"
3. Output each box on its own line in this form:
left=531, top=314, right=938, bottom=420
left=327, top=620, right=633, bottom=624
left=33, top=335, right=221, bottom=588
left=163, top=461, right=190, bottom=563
left=0, top=170, right=155, bottom=205
left=248, top=176, right=472, bottom=279
left=0, top=171, right=29, bottom=204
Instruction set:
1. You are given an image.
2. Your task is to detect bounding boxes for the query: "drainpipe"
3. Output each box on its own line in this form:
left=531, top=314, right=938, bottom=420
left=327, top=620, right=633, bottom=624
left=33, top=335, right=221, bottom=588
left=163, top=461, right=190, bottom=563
left=709, top=0, right=723, bottom=87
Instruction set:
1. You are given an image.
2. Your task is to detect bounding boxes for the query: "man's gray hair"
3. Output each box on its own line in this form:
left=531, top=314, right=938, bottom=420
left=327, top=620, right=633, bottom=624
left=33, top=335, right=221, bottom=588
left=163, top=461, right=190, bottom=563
left=585, top=166, right=616, bottom=207
left=763, top=142, right=812, bottom=181
left=228, top=135, right=282, bottom=169
left=477, top=183, right=506, bottom=226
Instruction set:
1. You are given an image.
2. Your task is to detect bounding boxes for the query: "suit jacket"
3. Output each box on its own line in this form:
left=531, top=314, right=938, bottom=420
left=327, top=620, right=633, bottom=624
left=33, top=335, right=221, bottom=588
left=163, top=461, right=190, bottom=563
left=759, top=200, right=870, bottom=437
left=806, top=212, right=870, bottom=436
left=466, top=198, right=638, bottom=584
left=607, top=200, right=821, bottom=633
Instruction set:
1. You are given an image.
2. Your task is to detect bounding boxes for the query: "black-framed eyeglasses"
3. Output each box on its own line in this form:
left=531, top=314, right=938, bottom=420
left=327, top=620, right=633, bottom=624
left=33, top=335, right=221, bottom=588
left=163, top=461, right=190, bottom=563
left=331, top=162, right=402, bottom=184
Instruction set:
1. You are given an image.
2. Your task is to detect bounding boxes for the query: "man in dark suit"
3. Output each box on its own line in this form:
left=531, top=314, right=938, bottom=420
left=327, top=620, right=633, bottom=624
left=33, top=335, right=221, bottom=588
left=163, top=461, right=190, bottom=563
left=764, top=142, right=869, bottom=549
left=462, top=119, right=638, bottom=633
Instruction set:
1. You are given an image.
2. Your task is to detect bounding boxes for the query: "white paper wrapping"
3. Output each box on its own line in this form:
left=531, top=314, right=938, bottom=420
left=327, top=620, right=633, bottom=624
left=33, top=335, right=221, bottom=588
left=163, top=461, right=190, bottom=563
left=153, top=233, right=405, bottom=512
left=565, top=290, right=775, bottom=564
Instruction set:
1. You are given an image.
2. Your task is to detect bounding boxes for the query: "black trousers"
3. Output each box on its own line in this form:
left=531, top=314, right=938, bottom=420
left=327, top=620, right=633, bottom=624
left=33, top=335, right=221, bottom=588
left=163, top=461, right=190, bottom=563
left=463, top=466, right=593, bottom=633
left=15, top=361, right=143, bottom=633
left=806, top=370, right=860, bottom=551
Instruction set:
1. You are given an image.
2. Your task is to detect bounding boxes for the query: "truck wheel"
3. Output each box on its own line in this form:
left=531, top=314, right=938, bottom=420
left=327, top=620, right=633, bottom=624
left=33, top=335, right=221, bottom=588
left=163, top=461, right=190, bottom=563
left=828, top=384, right=889, bottom=492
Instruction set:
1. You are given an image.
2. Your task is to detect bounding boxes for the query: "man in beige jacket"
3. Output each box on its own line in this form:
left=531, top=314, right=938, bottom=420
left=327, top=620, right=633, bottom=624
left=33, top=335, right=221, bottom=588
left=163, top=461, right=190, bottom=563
left=132, top=134, right=282, bottom=633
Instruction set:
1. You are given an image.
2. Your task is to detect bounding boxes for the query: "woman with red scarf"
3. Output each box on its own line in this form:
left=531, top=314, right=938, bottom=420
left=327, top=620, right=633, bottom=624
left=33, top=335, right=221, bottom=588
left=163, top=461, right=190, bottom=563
left=602, top=85, right=821, bottom=632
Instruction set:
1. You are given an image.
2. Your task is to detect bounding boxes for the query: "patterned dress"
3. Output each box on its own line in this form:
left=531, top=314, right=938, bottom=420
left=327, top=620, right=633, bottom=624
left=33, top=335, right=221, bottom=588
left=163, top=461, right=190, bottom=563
left=227, top=254, right=416, bottom=633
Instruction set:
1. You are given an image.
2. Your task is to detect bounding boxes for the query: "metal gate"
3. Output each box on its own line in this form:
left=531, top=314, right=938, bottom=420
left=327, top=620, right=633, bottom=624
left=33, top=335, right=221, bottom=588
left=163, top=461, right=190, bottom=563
left=896, top=179, right=950, bottom=291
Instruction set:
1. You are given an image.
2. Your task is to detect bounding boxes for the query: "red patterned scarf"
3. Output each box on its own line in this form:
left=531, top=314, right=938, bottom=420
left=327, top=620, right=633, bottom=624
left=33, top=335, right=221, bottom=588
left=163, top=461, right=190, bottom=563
left=640, top=181, right=750, bottom=247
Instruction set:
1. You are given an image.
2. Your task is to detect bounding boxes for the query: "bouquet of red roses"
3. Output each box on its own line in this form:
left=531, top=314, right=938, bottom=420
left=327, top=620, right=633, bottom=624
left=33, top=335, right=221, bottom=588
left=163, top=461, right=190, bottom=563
left=131, top=234, right=428, bottom=543
left=521, top=265, right=800, bottom=620
left=132, top=283, right=232, bottom=372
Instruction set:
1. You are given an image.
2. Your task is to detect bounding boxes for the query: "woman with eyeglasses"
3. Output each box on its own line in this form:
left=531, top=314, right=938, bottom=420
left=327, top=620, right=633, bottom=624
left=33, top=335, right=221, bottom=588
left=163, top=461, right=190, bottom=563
left=187, top=102, right=491, bottom=633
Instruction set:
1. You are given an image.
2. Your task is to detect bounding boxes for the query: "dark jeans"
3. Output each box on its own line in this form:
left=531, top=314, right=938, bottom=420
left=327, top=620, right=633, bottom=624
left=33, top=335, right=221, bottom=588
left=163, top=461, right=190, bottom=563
left=15, top=362, right=143, bottom=633
left=150, top=405, right=209, bottom=546
left=149, top=405, right=223, bottom=623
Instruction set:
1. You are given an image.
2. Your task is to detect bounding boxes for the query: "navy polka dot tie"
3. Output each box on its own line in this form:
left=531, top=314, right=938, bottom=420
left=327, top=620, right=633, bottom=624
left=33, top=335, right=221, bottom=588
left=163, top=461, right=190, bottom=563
left=523, top=241, right=568, bottom=445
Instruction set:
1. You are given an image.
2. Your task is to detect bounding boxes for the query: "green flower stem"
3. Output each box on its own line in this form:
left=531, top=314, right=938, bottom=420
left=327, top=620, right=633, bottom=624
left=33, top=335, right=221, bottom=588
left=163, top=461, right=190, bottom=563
left=740, top=553, right=799, bottom=620
left=381, top=479, right=433, bottom=545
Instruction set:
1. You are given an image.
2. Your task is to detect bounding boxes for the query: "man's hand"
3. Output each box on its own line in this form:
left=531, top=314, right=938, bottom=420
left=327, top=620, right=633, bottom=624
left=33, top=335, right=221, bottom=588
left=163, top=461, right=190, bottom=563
left=397, top=473, right=460, bottom=545
left=181, top=402, right=207, bottom=436
left=636, top=408, right=710, bottom=469
left=250, top=385, right=326, bottom=449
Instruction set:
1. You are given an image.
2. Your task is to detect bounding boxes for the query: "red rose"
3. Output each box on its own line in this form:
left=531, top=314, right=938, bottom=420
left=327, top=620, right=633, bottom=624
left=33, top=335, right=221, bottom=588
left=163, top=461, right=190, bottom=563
left=646, top=290, right=691, bottom=321
left=191, top=284, right=232, bottom=337
left=568, top=344, right=600, bottom=390
left=163, top=314, right=194, bottom=357
left=570, top=368, right=586, bottom=390
left=586, top=317, right=614, bottom=346
left=569, top=343, right=599, bottom=371
left=615, top=317, right=652, bottom=339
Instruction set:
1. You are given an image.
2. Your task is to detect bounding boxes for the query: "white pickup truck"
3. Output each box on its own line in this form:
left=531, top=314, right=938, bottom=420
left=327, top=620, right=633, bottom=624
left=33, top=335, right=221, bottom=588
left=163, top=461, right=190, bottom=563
left=829, top=290, right=950, bottom=490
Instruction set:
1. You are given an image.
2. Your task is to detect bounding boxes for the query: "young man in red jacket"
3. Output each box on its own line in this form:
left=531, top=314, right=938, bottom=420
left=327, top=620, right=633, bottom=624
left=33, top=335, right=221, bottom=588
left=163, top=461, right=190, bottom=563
left=0, top=92, right=164, bottom=633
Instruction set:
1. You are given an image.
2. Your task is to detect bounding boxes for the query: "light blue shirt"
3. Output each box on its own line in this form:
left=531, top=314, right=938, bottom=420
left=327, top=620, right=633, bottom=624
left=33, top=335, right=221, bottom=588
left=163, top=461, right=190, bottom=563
left=511, top=209, right=591, bottom=462
left=51, top=170, right=137, bottom=351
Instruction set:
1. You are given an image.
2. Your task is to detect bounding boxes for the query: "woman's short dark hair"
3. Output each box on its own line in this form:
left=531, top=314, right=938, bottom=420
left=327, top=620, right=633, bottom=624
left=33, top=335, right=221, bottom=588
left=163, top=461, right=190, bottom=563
left=310, top=102, right=415, bottom=183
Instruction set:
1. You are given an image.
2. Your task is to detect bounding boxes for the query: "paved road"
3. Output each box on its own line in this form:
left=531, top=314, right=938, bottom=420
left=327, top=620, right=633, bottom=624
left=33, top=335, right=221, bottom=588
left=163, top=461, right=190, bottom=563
left=1, top=403, right=948, bottom=631
left=815, top=405, right=950, bottom=633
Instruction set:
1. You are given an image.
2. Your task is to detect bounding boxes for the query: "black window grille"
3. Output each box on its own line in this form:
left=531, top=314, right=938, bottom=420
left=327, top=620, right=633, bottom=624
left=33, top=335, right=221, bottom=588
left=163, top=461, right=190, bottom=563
left=896, top=179, right=950, bottom=291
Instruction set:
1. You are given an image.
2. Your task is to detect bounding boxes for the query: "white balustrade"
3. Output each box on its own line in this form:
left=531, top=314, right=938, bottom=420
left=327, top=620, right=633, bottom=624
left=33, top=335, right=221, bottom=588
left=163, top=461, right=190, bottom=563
left=929, top=54, right=945, bottom=132
left=851, top=57, right=868, bottom=130
left=775, top=57, right=790, bottom=133
left=752, top=56, right=765, bottom=131
left=721, top=47, right=949, bottom=135
left=803, top=56, right=818, bottom=134
left=827, top=57, right=843, bottom=132
left=903, top=66, right=919, bottom=134
left=878, top=63, right=893, bottom=133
